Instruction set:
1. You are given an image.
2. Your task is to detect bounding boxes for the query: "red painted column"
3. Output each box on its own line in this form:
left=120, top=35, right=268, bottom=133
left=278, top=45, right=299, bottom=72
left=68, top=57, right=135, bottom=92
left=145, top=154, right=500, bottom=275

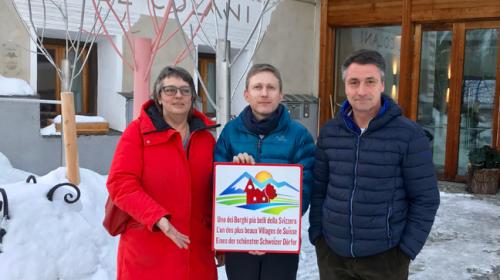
left=133, top=37, right=152, bottom=118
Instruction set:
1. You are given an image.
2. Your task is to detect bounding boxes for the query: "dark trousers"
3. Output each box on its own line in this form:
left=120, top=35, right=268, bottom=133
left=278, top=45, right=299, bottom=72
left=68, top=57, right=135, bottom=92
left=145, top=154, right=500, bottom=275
left=315, top=237, right=410, bottom=280
left=225, top=252, right=299, bottom=280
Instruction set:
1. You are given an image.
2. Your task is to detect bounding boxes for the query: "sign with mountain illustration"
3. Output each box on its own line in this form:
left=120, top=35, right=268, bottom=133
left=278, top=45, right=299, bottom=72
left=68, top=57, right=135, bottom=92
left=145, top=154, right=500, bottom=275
left=212, top=163, right=302, bottom=253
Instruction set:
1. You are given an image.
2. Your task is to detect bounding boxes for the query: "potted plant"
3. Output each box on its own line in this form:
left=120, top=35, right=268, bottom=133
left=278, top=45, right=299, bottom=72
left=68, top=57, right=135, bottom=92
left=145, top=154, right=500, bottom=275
left=467, top=145, right=500, bottom=194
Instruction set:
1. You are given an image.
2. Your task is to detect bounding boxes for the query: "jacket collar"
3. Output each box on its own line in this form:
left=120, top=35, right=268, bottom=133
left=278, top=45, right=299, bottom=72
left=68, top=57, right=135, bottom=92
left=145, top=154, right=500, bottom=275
left=339, top=95, right=401, bottom=134
left=234, top=104, right=291, bottom=135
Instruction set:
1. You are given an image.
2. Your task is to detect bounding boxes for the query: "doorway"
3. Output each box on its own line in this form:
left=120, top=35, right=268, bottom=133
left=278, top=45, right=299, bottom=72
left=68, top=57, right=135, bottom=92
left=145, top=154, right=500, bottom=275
left=413, top=22, right=500, bottom=181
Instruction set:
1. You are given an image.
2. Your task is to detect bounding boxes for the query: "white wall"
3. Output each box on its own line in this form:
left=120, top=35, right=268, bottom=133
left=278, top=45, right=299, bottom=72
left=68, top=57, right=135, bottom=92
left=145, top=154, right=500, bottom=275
left=97, top=36, right=126, bottom=131
left=229, top=48, right=252, bottom=116
left=253, top=0, right=318, bottom=96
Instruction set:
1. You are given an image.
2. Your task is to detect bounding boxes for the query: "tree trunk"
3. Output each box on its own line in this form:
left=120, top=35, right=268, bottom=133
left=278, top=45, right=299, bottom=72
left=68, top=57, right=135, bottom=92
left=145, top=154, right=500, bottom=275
left=61, top=92, right=80, bottom=185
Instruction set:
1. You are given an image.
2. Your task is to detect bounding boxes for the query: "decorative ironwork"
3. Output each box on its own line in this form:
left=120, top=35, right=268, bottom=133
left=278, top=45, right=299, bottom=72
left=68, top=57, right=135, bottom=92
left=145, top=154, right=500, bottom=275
left=0, top=187, right=9, bottom=253
left=26, top=175, right=37, bottom=184
left=46, top=183, right=81, bottom=204
left=0, top=188, right=9, bottom=220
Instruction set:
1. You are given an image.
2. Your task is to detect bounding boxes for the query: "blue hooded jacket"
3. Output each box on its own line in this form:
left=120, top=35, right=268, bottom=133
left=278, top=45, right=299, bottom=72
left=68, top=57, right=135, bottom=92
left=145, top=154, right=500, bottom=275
left=214, top=105, right=315, bottom=215
left=309, top=96, right=440, bottom=259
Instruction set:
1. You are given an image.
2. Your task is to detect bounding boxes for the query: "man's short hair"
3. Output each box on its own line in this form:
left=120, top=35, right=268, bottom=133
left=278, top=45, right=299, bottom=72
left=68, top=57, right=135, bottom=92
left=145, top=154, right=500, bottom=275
left=341, top=49, right=386, bottom=83
left=245, top=63, right=283, bottom=91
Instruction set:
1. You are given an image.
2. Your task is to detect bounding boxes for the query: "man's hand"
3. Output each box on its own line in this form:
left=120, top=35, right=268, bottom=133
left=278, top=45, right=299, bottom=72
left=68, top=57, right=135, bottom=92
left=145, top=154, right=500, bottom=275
left=156, top=217, right=190, bottom=249
left=233, top=153, right=256, bottom=164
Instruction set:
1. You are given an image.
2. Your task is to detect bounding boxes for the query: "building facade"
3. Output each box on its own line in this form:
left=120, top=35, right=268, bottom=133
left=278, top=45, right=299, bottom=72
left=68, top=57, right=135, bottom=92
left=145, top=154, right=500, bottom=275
left=0, top=0, right=320, bottom=174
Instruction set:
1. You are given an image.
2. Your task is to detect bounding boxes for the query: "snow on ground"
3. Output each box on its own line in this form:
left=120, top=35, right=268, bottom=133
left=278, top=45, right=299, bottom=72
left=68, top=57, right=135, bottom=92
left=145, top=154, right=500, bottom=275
left=0, top=75, right=35, bottom=96
left=0, top=152, right=499, bottom=279
left=52, top=115, right=107, bottom=123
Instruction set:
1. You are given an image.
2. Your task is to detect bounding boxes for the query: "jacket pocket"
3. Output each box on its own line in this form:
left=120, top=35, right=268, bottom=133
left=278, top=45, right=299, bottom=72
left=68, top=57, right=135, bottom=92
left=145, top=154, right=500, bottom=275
left=386, top=205, right=393, bottom=247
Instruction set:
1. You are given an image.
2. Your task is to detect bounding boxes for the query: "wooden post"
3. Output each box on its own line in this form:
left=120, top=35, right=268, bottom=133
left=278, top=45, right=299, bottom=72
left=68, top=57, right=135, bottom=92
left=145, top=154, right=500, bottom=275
left=61, top=92, right=80, bottom=185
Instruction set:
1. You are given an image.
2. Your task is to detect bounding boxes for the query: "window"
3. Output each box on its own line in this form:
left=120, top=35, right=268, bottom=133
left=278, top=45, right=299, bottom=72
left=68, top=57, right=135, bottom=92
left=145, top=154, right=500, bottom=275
left=198, top=53, right=216, bottom=118
left=37, top=39, right=97, bottom=126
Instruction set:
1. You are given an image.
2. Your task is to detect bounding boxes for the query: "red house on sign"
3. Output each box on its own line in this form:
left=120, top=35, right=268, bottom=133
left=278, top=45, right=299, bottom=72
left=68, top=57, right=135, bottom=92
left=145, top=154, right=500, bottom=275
left=244, top=179, right=277, bottom=204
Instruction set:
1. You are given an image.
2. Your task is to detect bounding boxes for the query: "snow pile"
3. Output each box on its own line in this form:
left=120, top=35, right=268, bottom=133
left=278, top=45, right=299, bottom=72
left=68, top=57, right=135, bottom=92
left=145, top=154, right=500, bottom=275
left=0, top=152, right=33, bottom=185
left=40, top=124, right=61, bottom=136
left=0, top=75, right=35, bottom=96
left=0, top=167, right=117, bottom=280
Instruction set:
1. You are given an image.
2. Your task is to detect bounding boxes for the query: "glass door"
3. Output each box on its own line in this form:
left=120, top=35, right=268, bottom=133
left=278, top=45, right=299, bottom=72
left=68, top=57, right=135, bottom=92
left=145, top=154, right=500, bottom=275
left=416, top=28, right=452, bottom=174
left=414, top=22, right=500, bottom=180
left=457, top=27, right=499, bottom=175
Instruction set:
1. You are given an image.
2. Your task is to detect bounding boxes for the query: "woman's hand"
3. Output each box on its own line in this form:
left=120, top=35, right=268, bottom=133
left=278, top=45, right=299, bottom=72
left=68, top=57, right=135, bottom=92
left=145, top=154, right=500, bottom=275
left=156, top=217, right=190, bottom=249
left=233, top=153, right=255, bottom=164
left=215, top=254, right=225, bottom=267
left=248, top=251, right=266, bottom=255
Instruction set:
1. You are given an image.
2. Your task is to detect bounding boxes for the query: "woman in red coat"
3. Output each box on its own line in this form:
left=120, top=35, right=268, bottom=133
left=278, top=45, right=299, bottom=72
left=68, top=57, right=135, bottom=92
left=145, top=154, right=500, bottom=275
left=106, top=66, right=218, bottom=279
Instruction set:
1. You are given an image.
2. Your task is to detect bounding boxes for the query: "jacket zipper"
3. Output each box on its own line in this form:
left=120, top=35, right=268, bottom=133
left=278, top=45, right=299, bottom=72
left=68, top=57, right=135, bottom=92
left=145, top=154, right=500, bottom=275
left=256, top=136, right=263, bottom=162
left=350, top=135, right=361, bottom=257
left=386, top=206, right=393, bottom=247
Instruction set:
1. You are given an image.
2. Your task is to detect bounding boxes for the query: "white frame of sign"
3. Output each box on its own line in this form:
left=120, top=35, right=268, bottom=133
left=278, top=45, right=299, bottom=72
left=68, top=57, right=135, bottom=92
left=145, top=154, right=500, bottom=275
left=212, top=163, right=302, bottom=253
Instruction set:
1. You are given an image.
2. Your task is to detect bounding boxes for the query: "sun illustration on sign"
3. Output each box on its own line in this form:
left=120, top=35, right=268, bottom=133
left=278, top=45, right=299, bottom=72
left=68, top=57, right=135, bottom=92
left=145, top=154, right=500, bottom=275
left=255, top=171, right=273, bottom=182
left=216, top=170, right=299, bottom=215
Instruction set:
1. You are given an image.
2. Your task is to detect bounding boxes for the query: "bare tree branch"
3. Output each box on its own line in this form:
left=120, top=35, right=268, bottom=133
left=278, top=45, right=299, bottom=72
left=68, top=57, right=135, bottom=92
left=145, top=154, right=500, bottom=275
left=231, top=20, right=268, bottom=99
left=229, top=0, right=271, bottom=67
left=99, top=0, right=136, bottom=63
left=223, top=0, right=230, bottom=62
left=172, top=0, right=217, bottom=110
left=188, top=0, right=216, bottom=51
left=210, top=0, right=220, bottom=39
left=91, top=0, right=135, bottom=70
left=147, top=0, right=161, bottom=35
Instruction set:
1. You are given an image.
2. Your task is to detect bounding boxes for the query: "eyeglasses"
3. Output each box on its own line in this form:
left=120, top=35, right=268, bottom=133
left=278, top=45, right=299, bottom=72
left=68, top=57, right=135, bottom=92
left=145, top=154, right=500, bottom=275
left=160, top=86, right=192, bottom=96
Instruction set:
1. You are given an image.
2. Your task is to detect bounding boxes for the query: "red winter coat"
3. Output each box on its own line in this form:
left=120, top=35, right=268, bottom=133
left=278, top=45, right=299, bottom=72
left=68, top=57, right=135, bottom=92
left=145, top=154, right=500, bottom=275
left=107, top=100, right=217, bottom=280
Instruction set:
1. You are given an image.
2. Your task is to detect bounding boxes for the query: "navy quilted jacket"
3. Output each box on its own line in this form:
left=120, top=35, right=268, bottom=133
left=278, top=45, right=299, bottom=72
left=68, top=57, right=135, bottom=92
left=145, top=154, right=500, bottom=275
left=309, top=96, right=439, bottom=259
left=214, top=105, right=315, bottom=215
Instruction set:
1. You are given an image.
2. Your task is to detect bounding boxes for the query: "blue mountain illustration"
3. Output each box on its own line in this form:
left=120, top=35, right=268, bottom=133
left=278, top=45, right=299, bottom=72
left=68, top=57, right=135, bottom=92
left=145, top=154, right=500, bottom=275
left=219, top=171, right=299, bottom=196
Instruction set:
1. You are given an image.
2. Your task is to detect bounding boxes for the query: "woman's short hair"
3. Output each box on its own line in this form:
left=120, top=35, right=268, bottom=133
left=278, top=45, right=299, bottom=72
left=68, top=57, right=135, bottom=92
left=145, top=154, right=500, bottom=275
left=152, top=66, right=197, bottom=117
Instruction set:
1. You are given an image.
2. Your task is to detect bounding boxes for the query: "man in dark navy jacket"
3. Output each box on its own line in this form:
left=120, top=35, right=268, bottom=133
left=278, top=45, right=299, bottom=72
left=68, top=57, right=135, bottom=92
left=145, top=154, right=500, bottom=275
left=309, top=49, right=440, bottom=280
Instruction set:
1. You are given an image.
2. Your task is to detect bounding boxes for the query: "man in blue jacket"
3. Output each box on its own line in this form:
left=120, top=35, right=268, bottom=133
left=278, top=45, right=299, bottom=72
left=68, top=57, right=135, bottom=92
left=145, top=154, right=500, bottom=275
left=309, top=49, right=440, bottom=280
left=215, top=63, right=315, bottom=280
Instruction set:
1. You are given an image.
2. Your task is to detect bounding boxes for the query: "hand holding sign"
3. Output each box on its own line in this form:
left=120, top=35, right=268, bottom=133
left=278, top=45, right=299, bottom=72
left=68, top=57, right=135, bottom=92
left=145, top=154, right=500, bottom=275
left=233, top=153, right=255, bottom=164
